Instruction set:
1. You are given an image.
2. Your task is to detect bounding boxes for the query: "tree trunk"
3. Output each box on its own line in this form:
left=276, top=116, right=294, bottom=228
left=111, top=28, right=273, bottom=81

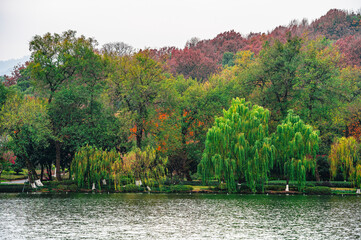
left=40, top=164, right=44, bottom=181
left=315, top=166, right=320, bottom=182
left=47, top=163, right=52, bottom=181
left=136, top=129, right=142, bottom=149
left=25, top=157, right=39, bottom=183
left=55, top=140, right=62, bottom=181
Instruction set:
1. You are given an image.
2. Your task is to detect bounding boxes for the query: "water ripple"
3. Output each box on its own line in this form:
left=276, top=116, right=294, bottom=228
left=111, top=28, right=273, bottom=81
left=0, top=193, right=360, bottom=239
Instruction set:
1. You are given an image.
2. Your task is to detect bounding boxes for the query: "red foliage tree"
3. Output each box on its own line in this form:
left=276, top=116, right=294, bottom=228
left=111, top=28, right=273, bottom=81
left=4, top=62, right=30, bottom=87
left=336, top=34, right=361, bottom=67
left=168, top=48, right=219, bottom=81
left=194, top=30, right=246, bottom=62
left=310, top=9, right=361, bottom=40
left=148, top=46, right=177, bottom=63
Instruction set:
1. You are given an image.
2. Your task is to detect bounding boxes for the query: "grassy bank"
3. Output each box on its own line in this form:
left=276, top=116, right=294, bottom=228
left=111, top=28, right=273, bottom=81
left=1, top=180, right=360, bottom=195
left=0, top=170, right=28, bottom=181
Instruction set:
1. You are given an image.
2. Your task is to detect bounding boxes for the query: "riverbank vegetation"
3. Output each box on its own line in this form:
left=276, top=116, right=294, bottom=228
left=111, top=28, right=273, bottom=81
left=1, top=9, right=361, bottom=194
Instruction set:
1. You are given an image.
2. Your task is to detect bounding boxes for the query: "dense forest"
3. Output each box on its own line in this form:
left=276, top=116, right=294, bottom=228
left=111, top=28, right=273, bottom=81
left=1, top=9, right=361, bottom=191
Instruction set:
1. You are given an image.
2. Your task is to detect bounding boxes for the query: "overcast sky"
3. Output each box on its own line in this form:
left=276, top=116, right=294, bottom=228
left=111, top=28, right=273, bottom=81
left=0, top=0, right=360, bottom=61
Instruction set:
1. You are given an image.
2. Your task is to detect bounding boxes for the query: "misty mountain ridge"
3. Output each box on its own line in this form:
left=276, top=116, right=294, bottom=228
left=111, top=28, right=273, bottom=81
left=0, top=56, right=30, bottom=76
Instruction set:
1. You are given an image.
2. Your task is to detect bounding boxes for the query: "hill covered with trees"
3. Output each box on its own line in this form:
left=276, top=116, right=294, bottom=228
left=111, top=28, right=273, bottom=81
left=1, top=9, right=361, bottom=192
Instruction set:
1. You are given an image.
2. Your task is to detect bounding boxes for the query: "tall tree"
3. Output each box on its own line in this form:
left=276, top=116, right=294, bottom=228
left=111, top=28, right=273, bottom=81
left=28, top=30, right=99, bottom=180
left=296, top=37, right=342, bottom=154
left=198, top=98, right=275, bottom=192
left=273, top=110, right=319, bottom=191
left=256, top=34, right=302, bottom=122
left=109, top=50, right=167, bottom=149
left=0, top=94, right=52, bottom=186
left=329, top=136, right=361, bottom=192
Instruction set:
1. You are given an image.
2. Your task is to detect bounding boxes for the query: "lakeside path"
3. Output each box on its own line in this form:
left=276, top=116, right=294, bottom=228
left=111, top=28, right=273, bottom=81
left=1, top=179, right=27, bottom=184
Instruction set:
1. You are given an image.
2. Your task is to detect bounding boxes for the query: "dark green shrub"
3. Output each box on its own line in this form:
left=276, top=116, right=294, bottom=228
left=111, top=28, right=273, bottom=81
left=316, top=155, right=330, bottom=181
left=0, top=184, right=30, bottom=192
left=238, top=184, right=252, bottom=193
left=151, top=186, right=171, bottom=193
left=265, top=185, right=285, bottom=191
left=61, top=180, right=77, bottom=185
left=304, top=186, right=331, bottom=195
left=120, top=177, right=133, bottom=185
left=12, top=164, right=24, bottom=175
left=68, top=184, right=78, bottom=192
left=314, top=181, right=352, bottom=188
left=170, top=185, right=193, bottom=193
left=122, top=184, right=141, bottom=192
left=305, top=182, right=315, bottom=187
left=330, top=181, right=352, bottom=188
left=179, top=180, right=200, bottom=186
left=57, top=185, right=67, bottom=191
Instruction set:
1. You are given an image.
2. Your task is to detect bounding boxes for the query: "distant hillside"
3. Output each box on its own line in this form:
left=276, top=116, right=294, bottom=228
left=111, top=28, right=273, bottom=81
left=154, top=9, right=361, bottom=80
left=0, top=56, right=30, bottom=76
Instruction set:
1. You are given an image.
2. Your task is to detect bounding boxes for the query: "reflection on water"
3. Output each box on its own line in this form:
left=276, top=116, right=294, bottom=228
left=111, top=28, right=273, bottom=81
left=0, top=193, right=360, bottom=239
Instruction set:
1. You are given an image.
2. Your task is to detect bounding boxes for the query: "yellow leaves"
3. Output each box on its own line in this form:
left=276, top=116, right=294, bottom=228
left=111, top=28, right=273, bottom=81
left=329, top=136, right=359, bottom=182
left=234, top=50, right=255, bottom=69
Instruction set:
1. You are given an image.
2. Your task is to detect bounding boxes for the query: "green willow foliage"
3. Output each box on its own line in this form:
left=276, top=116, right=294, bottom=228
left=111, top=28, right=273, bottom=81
left=273, top=110, right=319, bottom=191
left=329, top=137, right=361, bottom=188
left=71, top=145, right=120, bottom=190
left=198, top=98, right=275, bottom=193
left=71, top=145, right=168, bottom=190
left=121, top=146, right=168, bottom=189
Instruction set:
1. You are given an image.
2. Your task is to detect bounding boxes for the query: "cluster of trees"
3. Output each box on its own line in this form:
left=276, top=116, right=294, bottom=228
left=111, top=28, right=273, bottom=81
left=199, top=98, right=320, bottom=192
left=1, top=9, right=361, bottom=191
left=71, top=145, right=167, bottom=190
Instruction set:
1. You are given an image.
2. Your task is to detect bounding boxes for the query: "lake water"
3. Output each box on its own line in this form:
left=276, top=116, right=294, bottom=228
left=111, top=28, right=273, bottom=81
left=0, top=193, right=360, bottom=239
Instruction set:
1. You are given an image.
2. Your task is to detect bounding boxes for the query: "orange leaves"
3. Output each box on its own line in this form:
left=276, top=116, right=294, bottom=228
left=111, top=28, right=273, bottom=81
left=130, top=126, right=137, bottom=133
left=347, top=116, right=361, bottom=141
left=158, top=113, right=168, bottom=120
left=129, top=125, right=137, bottom=140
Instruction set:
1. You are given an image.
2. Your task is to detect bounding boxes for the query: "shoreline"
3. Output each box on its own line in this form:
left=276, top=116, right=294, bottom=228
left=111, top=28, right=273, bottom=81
left=0, top=183, right=358, bottom=196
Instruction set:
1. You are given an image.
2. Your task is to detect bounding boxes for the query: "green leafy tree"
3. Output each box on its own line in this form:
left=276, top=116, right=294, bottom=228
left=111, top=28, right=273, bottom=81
left=108, top=50, right=167, bottom=148
left=0, top=94, right=52, bottom=184
left=255, top=34, right=302, bottom=122
left=329, top=136, right=361, bottom=191
left=296, top=37, right=343, bottom=155
left=28, top=30, right=102, bottom=180
left=222, top=52, right=235, bottom=67
left=273, top=110, right=319, bottom=191
left=0, top=83, right=8, bottom=108
left=198, top=98, right=275, bottom=192
left=49, top=85, right=122, bottom=169
left=166, top=75, right=235, bottom=180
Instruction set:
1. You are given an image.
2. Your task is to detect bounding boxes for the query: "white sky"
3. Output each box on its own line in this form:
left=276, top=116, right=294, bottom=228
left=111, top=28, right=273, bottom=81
left=0, top=0, right=360, bottom=61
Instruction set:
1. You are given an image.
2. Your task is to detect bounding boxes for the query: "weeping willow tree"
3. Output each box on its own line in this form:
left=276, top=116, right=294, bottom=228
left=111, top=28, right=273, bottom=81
left=122, top=146, right=168, bottom=188
left=273, top=110, right=319, bottom=191
left=71, top=145, right=167, bottom=191
left=71, top=145, right=121, bottom=190
left=198, top=98, right=275, bottom=193
left=329, top=137, right=361, bottom=191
